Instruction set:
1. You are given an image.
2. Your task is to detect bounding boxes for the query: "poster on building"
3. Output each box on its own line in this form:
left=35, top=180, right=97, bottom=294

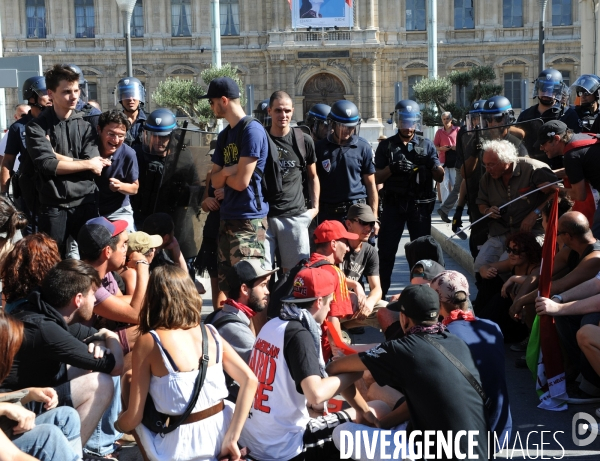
left=291, top=0, right=354, bottom=29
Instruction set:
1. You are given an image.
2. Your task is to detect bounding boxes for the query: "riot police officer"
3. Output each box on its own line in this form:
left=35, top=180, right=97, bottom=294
left=374, top=100, right=444, bottom=297
left=66, top=64, right=102, bottom=123
left=315, top=100, right=378, bottom=223
left=131, top=108, right=201, bottom=261
left=301, top=103, right=331, bottom=143
left=571, top=74, right=600, bottom=132
left=115, top=76, right=147, bottom=148
left=253, top=99, right=271, bottom=128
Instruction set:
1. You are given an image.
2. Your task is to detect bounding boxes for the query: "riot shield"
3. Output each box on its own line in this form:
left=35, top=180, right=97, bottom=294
left=513, top=117, right=545, bottom=163
left=153, top=126, right=216, bottom=260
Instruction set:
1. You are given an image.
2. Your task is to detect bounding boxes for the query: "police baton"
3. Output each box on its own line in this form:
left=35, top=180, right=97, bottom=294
left=446, top=179, right=563, bottom=240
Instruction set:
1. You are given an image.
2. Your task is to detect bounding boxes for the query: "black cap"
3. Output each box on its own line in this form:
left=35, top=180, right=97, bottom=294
left=199, top=77, right=241, bottom=100
left=388, top=284, right=440, bottom=322
left=410, top=259, right=445, bottom=282
left=535, top=120, right=568, bottom=149
left=233, top=259, right=277, bottom=285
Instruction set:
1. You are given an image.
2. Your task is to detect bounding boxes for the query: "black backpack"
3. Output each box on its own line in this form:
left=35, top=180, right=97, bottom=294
left=404, top=235, right=445, bottom=270
left=267, top=258, right=333, bottom=318
left=220, top=116, right=284, bottom=211
left=204, top=309, right=246, bottom=330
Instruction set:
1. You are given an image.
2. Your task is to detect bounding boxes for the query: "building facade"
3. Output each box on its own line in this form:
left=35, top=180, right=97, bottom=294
left=0, top=0, right=585, bottom=138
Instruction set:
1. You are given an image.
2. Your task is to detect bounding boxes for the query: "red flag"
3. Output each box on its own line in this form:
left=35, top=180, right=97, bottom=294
left=538, top=189, right=558, bottom=298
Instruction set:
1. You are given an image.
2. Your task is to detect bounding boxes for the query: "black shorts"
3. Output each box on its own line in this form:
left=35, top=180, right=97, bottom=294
left=287, top=410, right=352, bottom=461
left=24, top=380, right=73, bottom=415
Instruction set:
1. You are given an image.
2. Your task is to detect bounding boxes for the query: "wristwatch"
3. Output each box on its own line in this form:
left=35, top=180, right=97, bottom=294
left=551, top=294, right=563, bottom=303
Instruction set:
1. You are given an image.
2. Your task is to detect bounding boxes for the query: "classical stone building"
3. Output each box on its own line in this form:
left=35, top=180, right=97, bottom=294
left=0, top=0, right=587, bottom=138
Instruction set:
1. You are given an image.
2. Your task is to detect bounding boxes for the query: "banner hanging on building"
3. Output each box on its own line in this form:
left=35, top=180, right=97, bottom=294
left=290, top=0, right=354, bottom=29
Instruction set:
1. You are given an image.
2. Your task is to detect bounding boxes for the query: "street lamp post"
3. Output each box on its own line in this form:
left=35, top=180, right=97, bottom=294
left=538, top=0, right=549, bottom=75
left=115, top=0, right=137, bottom=77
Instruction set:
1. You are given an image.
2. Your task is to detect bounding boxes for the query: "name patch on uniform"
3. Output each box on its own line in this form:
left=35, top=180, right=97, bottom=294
left=322, top=159, right=331, bottom=173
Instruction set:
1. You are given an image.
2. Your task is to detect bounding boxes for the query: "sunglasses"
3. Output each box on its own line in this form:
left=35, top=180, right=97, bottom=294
left=505, top=246, right=523, bottom=255
left=352, top=218, right=375, bottom=227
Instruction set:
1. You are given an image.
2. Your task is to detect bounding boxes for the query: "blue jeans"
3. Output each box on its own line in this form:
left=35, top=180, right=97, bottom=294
left=83, top=376, right=122, bottom=457
left=378, top=197, right=433, bottom=297
left=12, top=406, right=81, bottom=461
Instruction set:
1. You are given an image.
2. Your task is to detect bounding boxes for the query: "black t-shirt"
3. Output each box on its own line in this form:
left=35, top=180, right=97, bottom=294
left=343, top=242, right=379, bottom=288
left=563, top=138, right=600, bottom=191
left=5, top=113, right=36, bottom=176
left=268, top=129, right=316, bottom=218
left=283, top=320, right=321, bottom=394
left=360, top=332, right=488, bottom=460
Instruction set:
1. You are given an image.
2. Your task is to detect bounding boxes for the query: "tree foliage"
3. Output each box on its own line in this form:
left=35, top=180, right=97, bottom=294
left=413, top=65, right=502, bottom=126
left=152, top=63, right=245, bottom=130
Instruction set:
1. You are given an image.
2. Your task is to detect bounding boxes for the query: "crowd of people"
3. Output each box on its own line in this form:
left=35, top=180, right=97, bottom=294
left=1, top=62, right=600, bottom=461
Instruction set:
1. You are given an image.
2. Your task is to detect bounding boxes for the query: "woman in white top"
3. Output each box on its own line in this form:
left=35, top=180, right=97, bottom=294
left=116, top=265, right=257, bottom=461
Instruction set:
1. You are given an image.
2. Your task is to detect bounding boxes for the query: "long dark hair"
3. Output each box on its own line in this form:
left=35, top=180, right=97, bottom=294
left=0, top=311, right=24, bottom=381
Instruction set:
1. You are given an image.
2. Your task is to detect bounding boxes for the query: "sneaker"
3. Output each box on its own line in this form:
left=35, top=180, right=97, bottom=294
left=515, top=355, right=527, bottom=368
left=567, top=388, right=600, bottom=405
left=510, top=336, right=529, bottom=352
left=437, top=208, right=451, bottom=223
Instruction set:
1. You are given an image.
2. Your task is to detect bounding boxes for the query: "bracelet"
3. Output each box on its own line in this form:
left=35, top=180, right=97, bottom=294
left=135, top=260, right=150, bottom=266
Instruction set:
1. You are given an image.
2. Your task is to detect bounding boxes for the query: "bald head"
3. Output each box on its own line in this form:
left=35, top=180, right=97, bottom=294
left=558, top=211, right=591, bottom=241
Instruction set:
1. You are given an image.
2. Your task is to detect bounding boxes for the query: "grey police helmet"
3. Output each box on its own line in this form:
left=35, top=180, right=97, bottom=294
left=142, top=108, right=178, bottom=155
left=393, top=99, right=422, bottom=132
left=115, top=77, right=146, bottom=107
left=533, top=68, right=565, bottom=104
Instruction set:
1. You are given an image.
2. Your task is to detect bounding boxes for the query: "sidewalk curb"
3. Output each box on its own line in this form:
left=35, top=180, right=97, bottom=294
left=431, top=225, right=475, bottom=276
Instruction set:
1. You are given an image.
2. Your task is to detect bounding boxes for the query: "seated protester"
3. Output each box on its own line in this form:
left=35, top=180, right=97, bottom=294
left=342, top=204, right=387, bottom=331
left=327, top=285, right=488, bottom=461
left=0, top=311, right=83, bottom=461
left=77, top=217, right=150, bottom=356
left=309, top=220, right=357, bottom=361
left=476, top=232, right=541, bottom=343
left=239, top=266, right=389, bottom=461
left=116, top=265, right=257, bottom=461
left=116, top=231, right=162, bottom=295
left=0, top=196, right=28, bottom=266
left=474, top=139, right=558, bottom=272
left=509, top=212, right=600, bottom=353
left=1, top=234, right=61, bottom=313
left=95, top=110, right=139, bottom=232
left=431, top=271, right=512, bottom=452
left=3, top=259, right=123, bottom=446
left=377, top=259, right=445, bottom=340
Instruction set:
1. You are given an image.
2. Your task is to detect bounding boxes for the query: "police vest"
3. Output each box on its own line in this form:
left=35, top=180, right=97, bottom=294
left=386, top=135, right=435, bottom=200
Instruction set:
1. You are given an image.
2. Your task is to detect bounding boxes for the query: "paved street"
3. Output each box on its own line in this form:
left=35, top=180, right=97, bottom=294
left=119, top=211, right=600, bottom=460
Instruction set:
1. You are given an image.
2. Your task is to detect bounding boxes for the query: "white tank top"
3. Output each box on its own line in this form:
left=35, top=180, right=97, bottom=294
left=239, top=318, right=309, bottom=461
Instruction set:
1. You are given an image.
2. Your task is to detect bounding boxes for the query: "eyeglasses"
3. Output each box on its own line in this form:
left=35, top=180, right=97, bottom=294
left=505, top=246, right=523, bottom=255
left=352, top=218, right=375, bottom=227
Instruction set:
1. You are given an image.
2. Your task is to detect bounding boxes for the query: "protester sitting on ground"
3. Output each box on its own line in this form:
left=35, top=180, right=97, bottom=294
left=0, top=196, right=27, bottom=266
left=431, top=270, right=512, bottom=451
left=474, top=139, right=558, bottom=272
left=1, top=234, right=61, bottom=313
left=3, top=259, right=123, bottom=446
left=376, top=259, right=445, bottom=340
left=327, top=284, right=488, bottom=461
left=116, top=265, right=257, bottom=461
left=95, top=110, right=139, bottom=232
left=475, top=232, right=542, bottom=343
left=341, top=204, right=387, bottom=331
left=0, top=311, right=83, bottom=461
left=77, top=217, right=149, bottom=355
left=309, top=220, right=357, bottom=361
left=239, top=266, right=389, bottom=461
left=115, top=231, right=161, bottom=295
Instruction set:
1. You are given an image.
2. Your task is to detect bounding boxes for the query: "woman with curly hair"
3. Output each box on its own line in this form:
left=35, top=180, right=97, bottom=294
left=1, top=233, right=61, bottom=312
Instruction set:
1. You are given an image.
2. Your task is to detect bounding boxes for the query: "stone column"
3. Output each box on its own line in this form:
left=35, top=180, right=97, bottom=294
left=366, top=57, right=378, bottom=121
left=367, top=0, right=375, bottom=30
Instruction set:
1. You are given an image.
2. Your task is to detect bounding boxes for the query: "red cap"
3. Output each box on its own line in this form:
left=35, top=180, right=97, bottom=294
left=281, top=267, right=336, bottom=303
left=313, top=220, right=359, bottom=244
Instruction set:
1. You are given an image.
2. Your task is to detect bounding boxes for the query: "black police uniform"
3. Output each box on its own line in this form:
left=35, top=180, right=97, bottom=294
left=576, top=105, right=600, bottom=133
left=375, top=132, right=439, bottom=297
left=124, top=109, right=147, bottom=148
left=315, top=134, right=375, bottom=222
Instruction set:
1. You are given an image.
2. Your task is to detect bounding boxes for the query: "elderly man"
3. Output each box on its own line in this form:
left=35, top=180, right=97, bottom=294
left=474, top=139, right=558, bottom=271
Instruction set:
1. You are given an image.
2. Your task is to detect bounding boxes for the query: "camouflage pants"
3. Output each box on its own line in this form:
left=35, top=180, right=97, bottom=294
left=217, top=217, right=268, bottom=294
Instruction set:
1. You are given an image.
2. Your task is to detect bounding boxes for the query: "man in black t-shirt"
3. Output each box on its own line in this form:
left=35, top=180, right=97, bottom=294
left=342, top=204, right=387, bottom=330
left=265, top=91, right=320, bottom=272
left=327, top=284, right=489, bottom=460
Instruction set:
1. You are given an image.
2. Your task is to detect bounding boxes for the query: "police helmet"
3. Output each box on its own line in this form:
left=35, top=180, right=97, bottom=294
left=143, top=109, right=177, bottom=155
left=66, top=64, right=89, bottom=102
left=572, top=74, right=600, bottom=103
left=115, top=77, right=146, bottom=107
left=533, top=68, right=565, bottom=102
left=481, top=96, right=514, bottom=127
left=22, top=76, right=48, bottom=102
left=301, top=103, right=330, bottom=140
left=327, top=100, right=361, bottom=143
left=253, top=99, right=271, bottom=127
left=393, top=99, right=422, bottom=131
left=465, top=99, right=486, bottom=131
